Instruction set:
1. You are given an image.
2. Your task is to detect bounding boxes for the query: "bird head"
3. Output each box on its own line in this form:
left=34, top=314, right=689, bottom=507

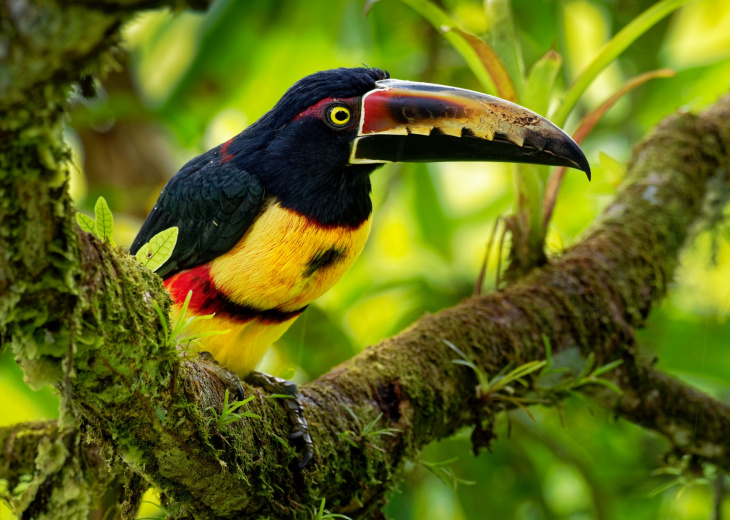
left=233, top=67, right=590, bottom=226
left=246, top=66, right=589, bottom=175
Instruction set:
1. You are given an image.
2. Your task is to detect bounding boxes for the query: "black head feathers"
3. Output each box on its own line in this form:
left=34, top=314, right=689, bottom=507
left=246, top=67, right=389, bottom=133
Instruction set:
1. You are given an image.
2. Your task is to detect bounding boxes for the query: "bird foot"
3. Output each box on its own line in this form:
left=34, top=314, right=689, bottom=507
left=197, top=354, right=313, bottom=469
left=198, top=352, right=245, bottom=402
left=244, top=371, right=314, bottom=470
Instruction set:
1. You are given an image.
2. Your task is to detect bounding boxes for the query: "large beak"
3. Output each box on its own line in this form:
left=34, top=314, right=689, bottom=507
left=350, top=79, right=591, bottom=179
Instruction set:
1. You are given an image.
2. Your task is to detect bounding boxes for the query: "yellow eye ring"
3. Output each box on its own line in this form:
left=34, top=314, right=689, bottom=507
left=327, top=105, right=352, bottom=127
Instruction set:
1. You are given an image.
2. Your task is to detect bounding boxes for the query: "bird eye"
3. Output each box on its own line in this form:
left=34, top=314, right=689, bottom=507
left=326, top=105, right=352, bottom=128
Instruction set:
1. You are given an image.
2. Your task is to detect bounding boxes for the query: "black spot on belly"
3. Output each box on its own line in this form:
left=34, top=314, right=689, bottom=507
left=304, top=247, right=346, bottom=277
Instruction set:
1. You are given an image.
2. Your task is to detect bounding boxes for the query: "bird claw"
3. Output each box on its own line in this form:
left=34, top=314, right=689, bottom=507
left=244, top=371, right=314, bottom=470
left=198, top=352, right=245, bottom=402
left=234, top=380, right=245, bottom=402
left=197, top=355, right=313, bottom=469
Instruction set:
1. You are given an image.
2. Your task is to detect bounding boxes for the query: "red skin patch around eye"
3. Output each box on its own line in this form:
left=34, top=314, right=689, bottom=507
left=294, top=97, right=336, bottom=121
left=293, top=96, right=360, bottom=122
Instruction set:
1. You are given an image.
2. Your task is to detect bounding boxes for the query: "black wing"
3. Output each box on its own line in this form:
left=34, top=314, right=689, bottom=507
left=130, top=153, right=265, bottom=279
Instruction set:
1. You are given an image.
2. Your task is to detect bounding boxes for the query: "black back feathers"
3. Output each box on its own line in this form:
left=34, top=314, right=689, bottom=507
left=131, top=67, right=390, bottom=278
left=130, top=153, right=264, bottom=279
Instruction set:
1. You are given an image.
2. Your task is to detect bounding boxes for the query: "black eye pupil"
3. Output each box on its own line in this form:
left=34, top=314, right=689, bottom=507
left=335, top=110, right=347, bottom=121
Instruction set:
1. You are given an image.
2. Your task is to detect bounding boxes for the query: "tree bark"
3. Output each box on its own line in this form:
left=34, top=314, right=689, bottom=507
left=2, top=1, right=730, bottom=519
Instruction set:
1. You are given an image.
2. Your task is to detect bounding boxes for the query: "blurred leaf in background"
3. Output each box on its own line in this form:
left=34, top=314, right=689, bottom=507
left=3, top=0, right=730, bottom=518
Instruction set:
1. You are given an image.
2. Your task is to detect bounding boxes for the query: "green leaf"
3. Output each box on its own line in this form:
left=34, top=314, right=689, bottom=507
left=94, top=196, right=115, bottom=244
left=444, top=339, right=490, bottom=390
left=75, top=212, right=96, bottom=235
left=280, top=367, right=297, bottom=380
left=523, top=49, right=562, bottom=115
left=572, top=69, right=675, bottom=144
left=209, top=390, right=260, bottom=431
left=226, top=396, right=255, bottom=413
left=171, top=290, right=193, bottom=341
left=135, top=227, right=179, bottom=273
left=484, top=0, right=525, bottom=98
left=152, top=299, right=169, bottom=344
left=541, top=333, right=553, bottom=365
left=311, top=497, right=353, bottom=520
left=179, top=329, right=230, bottom=346
left=360, top=413, right=385, bottom=436
left=341, top=403, right=363, bottom=430
left=577, top=352, right=596, bottom=381
left=591, top=359, right=624, bottom=377
left=649, top=478, right=682, bottom=498
left=491, top=360, right=546, bottom=393
left=267, top=394, right=296, bottom=399
left=447, top=27, right=516, bottom=101
left=397, top=0, right=499, bottom=95
left=551, top=0, right=691, bottom=126
left=420, top=458, right=476, bottom=490
left=599, top=152, right=627, bottom=188
left=584, top=377, right=623, bottom=395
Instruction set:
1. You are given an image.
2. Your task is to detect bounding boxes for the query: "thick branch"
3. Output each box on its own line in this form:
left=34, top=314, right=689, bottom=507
left=7, top=99, right=730, bottom=519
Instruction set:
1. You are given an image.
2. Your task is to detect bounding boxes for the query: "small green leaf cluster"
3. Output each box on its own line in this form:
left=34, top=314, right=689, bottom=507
left=75, top=196, right=116, bottom=245
left=419, top=458, right=476, bottom=491
left=530, top=336, right=623, bottom=426
left=535, top=334, right=623, bottom=396
left=337, top=404, right=400, bottom=452
left=532, top=334, right=622, bottom=414
left=443, top=336, right=623, bottom=425
left=649, top=454, right=718, bottom=499
left=444, top=339, right=546, bottom=417
left=153, top=290, right=230, bottom=349
left=206, top=389, right=260, bottom=433
left=75, top=196, right=179, bottom=273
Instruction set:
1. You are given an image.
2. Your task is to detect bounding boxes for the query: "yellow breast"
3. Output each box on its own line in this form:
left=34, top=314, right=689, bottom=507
left=210, top=201, right=372, bottom=311
left=166, top=202, right=371, bottom=377
left=170, top=313, right=299, bottom=378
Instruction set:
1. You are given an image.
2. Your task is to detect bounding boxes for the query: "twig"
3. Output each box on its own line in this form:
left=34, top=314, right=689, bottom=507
left=715, top=471, right=726, bottom=520
left=474, top=217, right=502, bottom=296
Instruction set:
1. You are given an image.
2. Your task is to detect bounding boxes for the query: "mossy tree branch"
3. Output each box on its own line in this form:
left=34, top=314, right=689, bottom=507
left=2, top=1, right=730, bottom=519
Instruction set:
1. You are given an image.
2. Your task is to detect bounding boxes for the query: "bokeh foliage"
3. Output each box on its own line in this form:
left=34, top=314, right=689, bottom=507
left=2, top=0, right=730, bottom=518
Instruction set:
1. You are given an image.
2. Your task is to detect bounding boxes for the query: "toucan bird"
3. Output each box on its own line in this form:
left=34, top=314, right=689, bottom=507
left=131, top=67, right=590, bottom=467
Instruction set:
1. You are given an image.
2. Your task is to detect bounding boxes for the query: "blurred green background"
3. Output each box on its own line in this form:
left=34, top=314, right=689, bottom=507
left=3, top=0, right=730, bottom=518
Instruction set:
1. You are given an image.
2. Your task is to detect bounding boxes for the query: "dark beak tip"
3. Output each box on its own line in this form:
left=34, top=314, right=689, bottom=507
left=564, top=157, right=591, bottom=180
left=563, top=139, right=591, bottom=181
left=579, top=159, right=592, bottom=181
